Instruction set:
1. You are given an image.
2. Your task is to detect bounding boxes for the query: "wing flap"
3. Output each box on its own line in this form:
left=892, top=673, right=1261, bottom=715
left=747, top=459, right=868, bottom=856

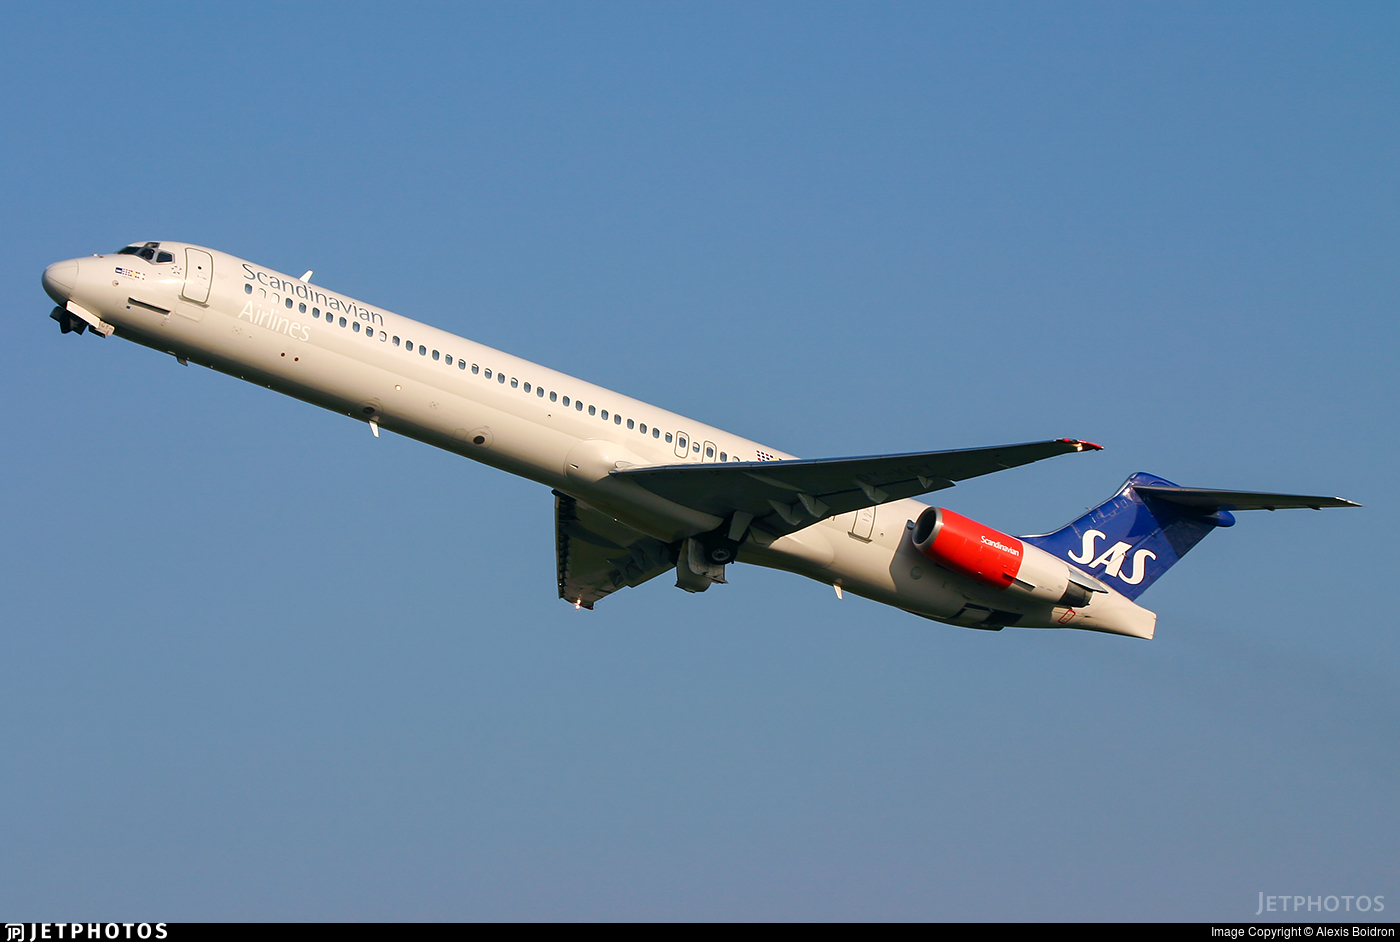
left=555, top=492, right=675, bottom=609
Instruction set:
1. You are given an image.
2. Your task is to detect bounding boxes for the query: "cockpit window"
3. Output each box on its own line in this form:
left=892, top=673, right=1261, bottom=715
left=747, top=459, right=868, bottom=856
left=116, top=242, right=162, bottom=261
left=156, top=251, right=173, bottom=263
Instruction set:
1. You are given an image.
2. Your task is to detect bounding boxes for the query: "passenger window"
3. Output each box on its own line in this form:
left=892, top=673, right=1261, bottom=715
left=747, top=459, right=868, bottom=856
left=353, top=322, right=361, bottom=332
left=472, top=364, right=479, bottom=374
left=720, top=452, right=727, bottom=461
left=576, top=401, right=584, bottom=411
left=420, top=346, right=428, bottom=356
left=550, top=391, right=558, bottom=402
left=562, top=396, right=569, bottom=406
left=705, top=446, right=714, bottom=458
left=497, top=373, right=505, bottom=383
left=393, top=336, right=400, bottom=345
left=652, top=428, right=660, bottom=438
left=299, top=303, right=306, bottom=313
left=285, top=298, right=294, bottom=309
left=459, top=360, right=467, bottom=370
left=537, top=387, right=545, bottom=397
left=637, top=422, right=644, bottom=433
left=693, top=443, right=701, bottom=453
left=510, top=377, right=518, bottom=388
left=523, top=382, right=530, bottom=393
left=244, top=284, right=252, bottom=294
left=614, top=415, right=622, bottom=425
left=588, top=405, right=596, bottom=416
left=432, top=350, right=439, bottom=360
left=445, top=354, right=452, bottom=365
left=666, top=433, right=673, bottom=443
left=313, top=308, right=320, bottom=318
left=339, top=317, right=347, bottom=327
left=600, top=410, right=608, bottom=420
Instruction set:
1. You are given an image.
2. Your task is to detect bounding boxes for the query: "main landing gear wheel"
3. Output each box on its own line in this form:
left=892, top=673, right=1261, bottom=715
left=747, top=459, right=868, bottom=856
left=701, top=537, right=740, bottom=565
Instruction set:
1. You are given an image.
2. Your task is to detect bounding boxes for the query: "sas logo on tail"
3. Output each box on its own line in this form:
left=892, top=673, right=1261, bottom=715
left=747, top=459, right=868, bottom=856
left=1067, top=530, right=1156, bottom=585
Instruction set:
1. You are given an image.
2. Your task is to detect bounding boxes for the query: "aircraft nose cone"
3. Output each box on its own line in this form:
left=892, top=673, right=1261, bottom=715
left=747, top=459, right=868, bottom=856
left=43, top=259, right=78, bottom=304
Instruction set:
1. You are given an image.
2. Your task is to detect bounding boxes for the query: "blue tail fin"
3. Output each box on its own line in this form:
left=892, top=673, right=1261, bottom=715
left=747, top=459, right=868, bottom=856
left=1021, top=472, right=1235, bottom=601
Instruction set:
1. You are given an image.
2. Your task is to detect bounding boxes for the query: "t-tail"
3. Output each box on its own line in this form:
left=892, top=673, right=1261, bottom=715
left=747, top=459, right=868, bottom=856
left=1022, top=472, right=1360, bottom=601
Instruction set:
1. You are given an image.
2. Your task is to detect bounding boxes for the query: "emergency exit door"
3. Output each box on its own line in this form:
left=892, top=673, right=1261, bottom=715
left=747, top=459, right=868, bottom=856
left=182, top=248, right=213, bottom=303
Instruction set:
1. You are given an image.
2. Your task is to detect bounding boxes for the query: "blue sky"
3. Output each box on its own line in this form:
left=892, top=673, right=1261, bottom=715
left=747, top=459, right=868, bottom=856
left=2, top=1, right=1395, bottom=921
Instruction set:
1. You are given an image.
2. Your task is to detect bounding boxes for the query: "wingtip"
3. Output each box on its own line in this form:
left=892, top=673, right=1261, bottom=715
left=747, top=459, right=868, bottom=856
left=1062, top=439, right=1103, bottom=452
left=1306, top=497, right=1362, bottom=509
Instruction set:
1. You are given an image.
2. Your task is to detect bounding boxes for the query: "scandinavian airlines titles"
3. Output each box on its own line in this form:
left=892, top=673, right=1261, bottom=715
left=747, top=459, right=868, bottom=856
left=241, top=263, right=386, bottom=325
left=979, top=535, right=1020, bottom=556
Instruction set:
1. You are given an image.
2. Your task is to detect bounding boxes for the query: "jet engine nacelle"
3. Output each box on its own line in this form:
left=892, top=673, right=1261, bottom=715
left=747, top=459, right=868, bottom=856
left=911, top=506, right=1099, bottom=608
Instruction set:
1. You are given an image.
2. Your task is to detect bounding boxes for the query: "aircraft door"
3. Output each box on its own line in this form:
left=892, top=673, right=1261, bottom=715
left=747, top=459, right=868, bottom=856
left=702, top=441, right=717, bottom=462
left=674, top=431, right=690, bottom=459
left=850, top=506, right=876, bottom=541
left=182, top=248, right=213, bottom=303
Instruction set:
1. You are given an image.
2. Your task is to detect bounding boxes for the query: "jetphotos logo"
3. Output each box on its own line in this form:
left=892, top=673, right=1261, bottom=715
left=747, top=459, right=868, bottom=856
left=1067, top=529, right=1156, bottom=586
left=5, top=928, right=167, bottom=941
left=1254, top=892, right=1386, bottom=915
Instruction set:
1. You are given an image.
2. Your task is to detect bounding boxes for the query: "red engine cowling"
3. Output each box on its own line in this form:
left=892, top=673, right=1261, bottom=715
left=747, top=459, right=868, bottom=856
left=911, top=507, right=1097, bottom=607
left=912, top=507, right=1023, bottom=588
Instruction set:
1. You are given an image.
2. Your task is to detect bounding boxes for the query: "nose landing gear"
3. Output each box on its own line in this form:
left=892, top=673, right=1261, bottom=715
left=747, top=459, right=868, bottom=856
left=50, top=306, right=88, bottom=335
left=49, top=304, right=113, bottom=337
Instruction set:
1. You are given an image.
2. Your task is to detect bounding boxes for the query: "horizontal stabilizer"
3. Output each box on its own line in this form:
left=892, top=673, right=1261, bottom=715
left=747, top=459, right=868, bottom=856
left=614, top=439, right=1101, bottom=538
left=1024, top=472, right=1359, bottom=601
left=1132, top=485, right=1360, bottom=512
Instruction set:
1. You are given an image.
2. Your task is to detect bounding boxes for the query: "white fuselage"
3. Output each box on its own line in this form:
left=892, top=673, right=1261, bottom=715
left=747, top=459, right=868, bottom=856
left=46, top=242, right=1155, bottom=637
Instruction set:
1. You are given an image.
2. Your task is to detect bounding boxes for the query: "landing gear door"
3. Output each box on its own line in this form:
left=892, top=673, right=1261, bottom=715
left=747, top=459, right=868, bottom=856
left=182, top=248, right=213, bottom=303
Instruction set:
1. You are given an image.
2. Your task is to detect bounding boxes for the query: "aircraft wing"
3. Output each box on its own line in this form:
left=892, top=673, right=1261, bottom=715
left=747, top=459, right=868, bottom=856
left=612, top=438, right=1102, bottom=538
left=555, top=491, right=676, bottom=609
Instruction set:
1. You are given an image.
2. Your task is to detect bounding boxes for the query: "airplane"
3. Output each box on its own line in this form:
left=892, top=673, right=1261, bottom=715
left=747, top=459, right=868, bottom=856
left=42, top=241, right=1359, bottom=640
